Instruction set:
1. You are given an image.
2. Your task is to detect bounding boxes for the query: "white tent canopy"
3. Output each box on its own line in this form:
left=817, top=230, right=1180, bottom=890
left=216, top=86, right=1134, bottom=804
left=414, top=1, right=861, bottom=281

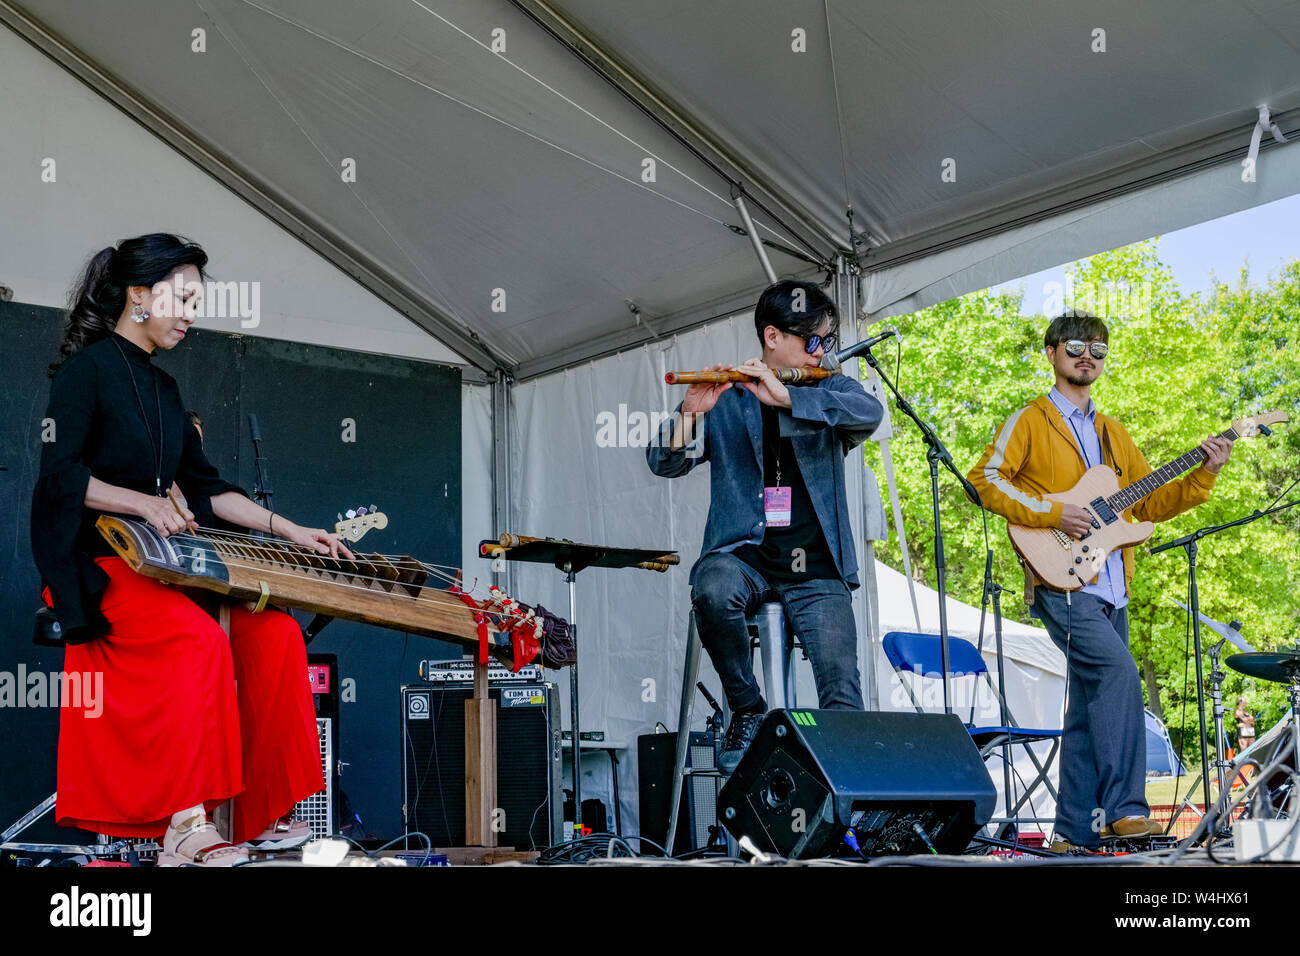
left=5, top=0, right=1298, bottom=836
left=4, top=0, right=1297, bottom=377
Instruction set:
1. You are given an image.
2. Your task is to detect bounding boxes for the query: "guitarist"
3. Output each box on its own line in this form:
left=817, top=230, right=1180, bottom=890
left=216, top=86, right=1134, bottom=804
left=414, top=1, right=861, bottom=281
left=968, top=310, right=1232, bottom=853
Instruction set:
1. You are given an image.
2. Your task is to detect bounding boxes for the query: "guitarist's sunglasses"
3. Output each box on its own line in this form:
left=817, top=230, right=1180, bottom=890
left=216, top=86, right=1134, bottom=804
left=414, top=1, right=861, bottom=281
left=1061, top=339, right=1108, bottom=360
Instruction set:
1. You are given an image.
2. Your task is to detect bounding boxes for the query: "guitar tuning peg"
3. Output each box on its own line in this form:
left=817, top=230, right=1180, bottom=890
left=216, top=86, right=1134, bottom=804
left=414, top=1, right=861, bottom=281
left=357, top=506, right=368, bottom=515
left=337, top=513, right=343, bottom=523
left=346, top=509, right=357, bottom=519
left=369, top=504, right=377, bottom=513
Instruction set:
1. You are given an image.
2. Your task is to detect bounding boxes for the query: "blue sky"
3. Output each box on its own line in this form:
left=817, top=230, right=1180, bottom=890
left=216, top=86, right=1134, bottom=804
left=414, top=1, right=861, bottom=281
left=992, top=192, right=1300, bottom=313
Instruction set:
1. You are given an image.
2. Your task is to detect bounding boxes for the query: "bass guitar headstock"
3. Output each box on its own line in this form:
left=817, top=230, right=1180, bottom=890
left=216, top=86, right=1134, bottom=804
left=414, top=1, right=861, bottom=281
left=335, top=505, right=389, bottom=543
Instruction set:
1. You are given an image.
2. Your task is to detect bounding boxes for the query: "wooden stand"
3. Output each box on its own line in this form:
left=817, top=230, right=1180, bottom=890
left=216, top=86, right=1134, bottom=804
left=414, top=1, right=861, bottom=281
left=464, top=659, right=498, bottom=847
left=211, top=604, right=235, bottom=842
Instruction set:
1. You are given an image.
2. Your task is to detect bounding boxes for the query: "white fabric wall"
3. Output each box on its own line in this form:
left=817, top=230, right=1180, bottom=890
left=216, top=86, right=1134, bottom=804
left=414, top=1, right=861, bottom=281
left=511, top=315, right=1068, bottom=834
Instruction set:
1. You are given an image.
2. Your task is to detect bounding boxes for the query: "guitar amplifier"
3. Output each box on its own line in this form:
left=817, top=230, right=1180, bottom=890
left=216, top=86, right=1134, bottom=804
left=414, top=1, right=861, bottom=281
left=638, top=732, right=721, bottom=855
left=401, top=682, right=561, bottom=849
left=292, top=654, right=340, bottom=838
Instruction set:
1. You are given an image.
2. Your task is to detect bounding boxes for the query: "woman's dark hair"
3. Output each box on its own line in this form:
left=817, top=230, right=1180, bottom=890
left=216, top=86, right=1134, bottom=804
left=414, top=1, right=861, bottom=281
left=753, top=279, right=837, bottom=346
left=52, top=233, right=209, bottom=375
left=1044, top=308, right=1109, bottom=349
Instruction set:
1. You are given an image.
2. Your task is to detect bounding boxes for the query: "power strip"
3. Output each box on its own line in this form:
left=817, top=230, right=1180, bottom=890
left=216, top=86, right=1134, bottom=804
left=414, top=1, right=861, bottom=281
left=1232, top=820, right=1300, bottom=862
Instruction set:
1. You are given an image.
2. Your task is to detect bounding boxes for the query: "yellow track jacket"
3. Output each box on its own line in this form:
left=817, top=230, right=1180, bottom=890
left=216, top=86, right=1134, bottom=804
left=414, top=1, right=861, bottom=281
left=967, top=395, right=1217, bottom=600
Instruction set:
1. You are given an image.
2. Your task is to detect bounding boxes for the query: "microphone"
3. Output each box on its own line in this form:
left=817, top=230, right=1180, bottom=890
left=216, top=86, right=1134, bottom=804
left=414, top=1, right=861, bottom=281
left=822, top=329, right=896, bottom=371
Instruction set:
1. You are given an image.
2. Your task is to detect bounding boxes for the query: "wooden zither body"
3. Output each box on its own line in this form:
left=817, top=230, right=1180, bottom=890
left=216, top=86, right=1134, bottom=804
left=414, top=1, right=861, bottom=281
left=96, top=515, right=481, bottom=645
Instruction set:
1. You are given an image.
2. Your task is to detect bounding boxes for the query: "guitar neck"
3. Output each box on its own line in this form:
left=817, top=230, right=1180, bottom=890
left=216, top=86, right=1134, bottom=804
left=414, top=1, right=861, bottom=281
left=1107, top=425, right=1236, bottom=513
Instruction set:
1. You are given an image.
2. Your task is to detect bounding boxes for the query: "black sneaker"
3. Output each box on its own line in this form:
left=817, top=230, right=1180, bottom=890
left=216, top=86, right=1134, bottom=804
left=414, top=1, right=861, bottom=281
left=718, top=709, right=765, bottom=774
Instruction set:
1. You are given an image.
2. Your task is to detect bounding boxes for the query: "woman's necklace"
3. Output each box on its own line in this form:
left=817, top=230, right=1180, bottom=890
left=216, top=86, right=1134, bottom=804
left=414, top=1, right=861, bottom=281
left=110, top=336, right=165, bottom=497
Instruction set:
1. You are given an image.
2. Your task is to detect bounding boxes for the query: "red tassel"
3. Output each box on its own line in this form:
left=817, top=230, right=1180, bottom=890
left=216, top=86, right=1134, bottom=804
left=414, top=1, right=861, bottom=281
left=474, top=613, right=490, bottom=665
left=511, top=629, right=540, bottom=672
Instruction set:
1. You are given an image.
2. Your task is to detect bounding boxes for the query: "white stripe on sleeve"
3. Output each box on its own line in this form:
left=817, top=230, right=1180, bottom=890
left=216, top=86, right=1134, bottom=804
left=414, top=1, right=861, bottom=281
left=984, top=408, right=1052, bottom=514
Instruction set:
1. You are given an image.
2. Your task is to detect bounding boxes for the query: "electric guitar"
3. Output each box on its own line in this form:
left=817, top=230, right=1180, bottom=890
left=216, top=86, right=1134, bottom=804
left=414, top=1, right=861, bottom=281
left=1009, top=410, right=1287, bottom=590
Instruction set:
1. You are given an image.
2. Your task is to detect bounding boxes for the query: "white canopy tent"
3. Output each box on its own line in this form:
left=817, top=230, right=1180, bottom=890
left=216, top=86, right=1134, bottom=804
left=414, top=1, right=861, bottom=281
left=4, top=0, right=1297, bottom=836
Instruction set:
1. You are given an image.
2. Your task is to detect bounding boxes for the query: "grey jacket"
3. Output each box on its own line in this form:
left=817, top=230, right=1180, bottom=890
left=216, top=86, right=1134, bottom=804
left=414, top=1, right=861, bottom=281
left=646, top=375, right=883, bottom=588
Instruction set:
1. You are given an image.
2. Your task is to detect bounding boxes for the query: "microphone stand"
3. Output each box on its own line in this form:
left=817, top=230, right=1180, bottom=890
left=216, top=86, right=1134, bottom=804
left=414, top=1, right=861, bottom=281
left=859, top=346, right=984, bottom=715
left=975, top=548, right=1015, bottom=825
left=1150, top=497, right=1300, bottom=825
left=248, top=413, right=274, bottom=539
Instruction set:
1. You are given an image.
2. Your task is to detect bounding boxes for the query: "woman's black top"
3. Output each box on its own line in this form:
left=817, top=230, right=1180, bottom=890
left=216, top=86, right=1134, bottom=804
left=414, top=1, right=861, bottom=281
left=31, top=332, right=248, bottom=643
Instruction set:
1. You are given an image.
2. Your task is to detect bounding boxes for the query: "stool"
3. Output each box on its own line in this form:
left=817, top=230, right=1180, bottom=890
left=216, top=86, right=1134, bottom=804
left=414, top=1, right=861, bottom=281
left=666, top=598, right=801, bottom=851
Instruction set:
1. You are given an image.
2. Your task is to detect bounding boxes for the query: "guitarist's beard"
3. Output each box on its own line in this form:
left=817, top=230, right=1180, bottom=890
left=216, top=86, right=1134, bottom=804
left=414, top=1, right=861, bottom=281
left=1064, top=366, right=1099, bottom=387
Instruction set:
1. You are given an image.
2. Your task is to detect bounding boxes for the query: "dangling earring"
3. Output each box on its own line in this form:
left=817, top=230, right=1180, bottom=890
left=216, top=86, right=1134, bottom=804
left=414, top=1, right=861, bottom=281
left=131, top=304, right=149, bottom=323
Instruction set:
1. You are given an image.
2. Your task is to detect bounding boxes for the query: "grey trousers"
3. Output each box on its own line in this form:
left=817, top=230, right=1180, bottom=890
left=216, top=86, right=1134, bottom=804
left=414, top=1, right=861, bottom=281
left=1031, top=588, right=1148, bottom=847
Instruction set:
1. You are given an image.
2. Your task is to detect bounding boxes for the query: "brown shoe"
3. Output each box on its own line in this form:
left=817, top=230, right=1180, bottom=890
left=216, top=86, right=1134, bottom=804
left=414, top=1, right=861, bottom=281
left=1049, top=838, right=1099, bottom=855
left=1101, top=815, right=1163, bottom=838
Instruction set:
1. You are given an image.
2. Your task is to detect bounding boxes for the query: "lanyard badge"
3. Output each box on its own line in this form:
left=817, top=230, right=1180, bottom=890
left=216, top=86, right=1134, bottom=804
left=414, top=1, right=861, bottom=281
left=764, top=486, right=792, bottom=527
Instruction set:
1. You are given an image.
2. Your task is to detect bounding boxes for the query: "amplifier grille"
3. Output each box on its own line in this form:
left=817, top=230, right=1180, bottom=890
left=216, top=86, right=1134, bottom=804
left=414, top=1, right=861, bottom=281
left=291, top=718, right=333, bottom=838
left=689, top=742, right=717, bottom=849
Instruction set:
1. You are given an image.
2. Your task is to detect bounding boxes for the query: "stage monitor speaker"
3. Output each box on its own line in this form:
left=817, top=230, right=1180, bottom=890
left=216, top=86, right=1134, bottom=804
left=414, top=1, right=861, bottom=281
left=718, top=709, right=996, bottom=859
left=637, top=731, right=720, bottom=855
left=401, top=683, right=561, bottom=849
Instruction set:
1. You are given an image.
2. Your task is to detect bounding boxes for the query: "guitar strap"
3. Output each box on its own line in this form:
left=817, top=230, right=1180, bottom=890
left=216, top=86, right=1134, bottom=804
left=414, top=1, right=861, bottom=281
left=1101, top=423, right=1123, bottom=477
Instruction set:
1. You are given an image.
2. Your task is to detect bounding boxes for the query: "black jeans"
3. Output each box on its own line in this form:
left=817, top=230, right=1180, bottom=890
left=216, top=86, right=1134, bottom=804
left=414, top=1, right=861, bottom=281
left=690, top=551, right=862, bottom=712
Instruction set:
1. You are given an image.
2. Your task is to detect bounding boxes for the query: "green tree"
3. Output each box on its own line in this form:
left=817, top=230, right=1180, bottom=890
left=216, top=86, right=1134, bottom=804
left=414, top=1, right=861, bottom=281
left=870, top=240, right=1299, bottom=766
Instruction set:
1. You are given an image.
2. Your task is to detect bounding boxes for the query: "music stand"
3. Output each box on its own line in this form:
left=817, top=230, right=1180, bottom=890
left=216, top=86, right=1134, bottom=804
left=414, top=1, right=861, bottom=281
left=481, top=535, right=677, bottom=837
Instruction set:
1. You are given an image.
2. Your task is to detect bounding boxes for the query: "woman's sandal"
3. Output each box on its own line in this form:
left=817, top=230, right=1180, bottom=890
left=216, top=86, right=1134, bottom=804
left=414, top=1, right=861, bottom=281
left=158, top=813, right=249, bottom=867
left=248, top=814, right=313, bottom=850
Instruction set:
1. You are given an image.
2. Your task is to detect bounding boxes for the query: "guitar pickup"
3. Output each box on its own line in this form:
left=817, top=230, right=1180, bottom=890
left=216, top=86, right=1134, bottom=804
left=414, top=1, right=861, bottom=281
left=1088, top=497, right=1117, bottom=525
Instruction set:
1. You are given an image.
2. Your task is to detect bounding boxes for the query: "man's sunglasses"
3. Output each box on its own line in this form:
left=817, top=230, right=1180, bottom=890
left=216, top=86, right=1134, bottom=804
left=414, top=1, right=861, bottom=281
left=1060, top=339, right=1108, bottom=360
left=800, top=332, right=836, bottom=355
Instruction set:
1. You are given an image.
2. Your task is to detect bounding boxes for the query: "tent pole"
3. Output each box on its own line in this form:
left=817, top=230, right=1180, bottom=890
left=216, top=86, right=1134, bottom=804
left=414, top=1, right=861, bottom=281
left=491, top=370, right=515, bottom=598
left=732, top=187, right=777, bottom=283
left=831, top=260, right=879, bottom=710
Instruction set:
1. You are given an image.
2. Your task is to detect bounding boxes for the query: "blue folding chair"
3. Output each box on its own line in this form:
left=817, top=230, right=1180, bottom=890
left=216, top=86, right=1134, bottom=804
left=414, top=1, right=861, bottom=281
left=883, top=631, right=1061, bottom=826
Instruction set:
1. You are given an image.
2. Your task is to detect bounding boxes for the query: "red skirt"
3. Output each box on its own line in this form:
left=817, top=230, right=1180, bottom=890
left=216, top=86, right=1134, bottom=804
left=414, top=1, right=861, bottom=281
left=51, top=557, right=324, bottom=843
